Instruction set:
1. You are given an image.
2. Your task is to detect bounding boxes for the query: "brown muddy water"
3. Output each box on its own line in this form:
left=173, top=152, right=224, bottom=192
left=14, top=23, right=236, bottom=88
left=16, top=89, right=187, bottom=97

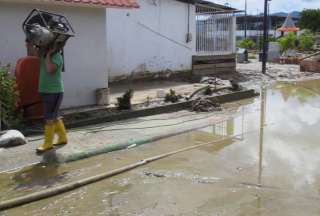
left=1, top=80, right=320, bottom=216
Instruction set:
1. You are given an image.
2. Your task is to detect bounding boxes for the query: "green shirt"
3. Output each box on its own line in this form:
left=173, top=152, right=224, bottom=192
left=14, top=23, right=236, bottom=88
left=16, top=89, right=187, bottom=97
left=39, top=52, right=64, bottom=93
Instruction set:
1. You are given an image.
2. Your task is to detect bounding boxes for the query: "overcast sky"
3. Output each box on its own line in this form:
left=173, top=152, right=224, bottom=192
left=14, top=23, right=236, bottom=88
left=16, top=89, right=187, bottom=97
left=211, top=0, right=319, bottom=14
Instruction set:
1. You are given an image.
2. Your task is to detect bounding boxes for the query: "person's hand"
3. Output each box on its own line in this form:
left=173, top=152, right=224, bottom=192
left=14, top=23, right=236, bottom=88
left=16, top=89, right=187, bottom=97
left=46, top=48, right=55, bottom=57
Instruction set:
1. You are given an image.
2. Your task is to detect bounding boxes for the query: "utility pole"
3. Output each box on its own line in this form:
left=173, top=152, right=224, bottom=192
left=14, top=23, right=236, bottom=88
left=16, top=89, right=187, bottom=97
left=268, top=3, right=271, bottom=32
left=262, top=0, right=270, bottom=74
left=244, top=0, right=247, bottom=38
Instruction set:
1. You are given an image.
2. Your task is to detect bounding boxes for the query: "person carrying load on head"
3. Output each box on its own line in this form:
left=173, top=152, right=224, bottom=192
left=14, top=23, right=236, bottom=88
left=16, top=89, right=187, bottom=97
left=22, top=9, right=75, bottom=153
left=36, top=45, right=68, bottom=153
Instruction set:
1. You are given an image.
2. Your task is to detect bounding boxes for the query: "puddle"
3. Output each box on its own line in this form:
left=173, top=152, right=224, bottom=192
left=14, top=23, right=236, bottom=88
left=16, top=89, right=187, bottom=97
left=2, top=80, right=320, bottom=216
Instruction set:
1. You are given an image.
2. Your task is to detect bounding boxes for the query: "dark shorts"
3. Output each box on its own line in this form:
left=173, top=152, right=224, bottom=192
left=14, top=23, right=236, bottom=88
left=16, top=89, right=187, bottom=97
left=40, top=93, right=63, bottom=121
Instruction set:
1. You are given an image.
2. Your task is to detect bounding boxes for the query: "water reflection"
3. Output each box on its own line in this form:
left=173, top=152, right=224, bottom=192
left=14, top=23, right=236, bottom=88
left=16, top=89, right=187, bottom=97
left=199, top=79, right=320, bottom=193
left=258, top=87, right=266, bottom=186
left=277, top=81, right=320, bottom=104
left=256, top=80, right=320, bottom=192
left=12, top=163, right=65, bottom=190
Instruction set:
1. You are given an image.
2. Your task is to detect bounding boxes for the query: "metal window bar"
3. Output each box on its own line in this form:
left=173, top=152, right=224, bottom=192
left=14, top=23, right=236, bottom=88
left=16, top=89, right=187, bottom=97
left=196, top=12, right=235, bottom=55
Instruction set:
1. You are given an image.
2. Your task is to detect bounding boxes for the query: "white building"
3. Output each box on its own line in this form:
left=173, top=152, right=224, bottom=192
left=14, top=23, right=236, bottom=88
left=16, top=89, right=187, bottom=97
left=107, top=0, right=238, bottom=82
left=0, top=0, right=138, bottom=109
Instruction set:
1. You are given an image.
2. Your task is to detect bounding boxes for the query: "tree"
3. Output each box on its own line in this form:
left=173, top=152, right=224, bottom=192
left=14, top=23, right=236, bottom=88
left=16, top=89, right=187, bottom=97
left=299, top=9, right=320, bottom=33
left=298, top=30, right=316, bottom=51
left=278, top=33, right=297, bottom=52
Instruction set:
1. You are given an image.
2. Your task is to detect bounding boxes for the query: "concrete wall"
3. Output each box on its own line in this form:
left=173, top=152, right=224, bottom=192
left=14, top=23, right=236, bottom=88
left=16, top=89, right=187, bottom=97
left=0, top=2, right=108, bottom=108
left=106, top=0, right=196, bottom=82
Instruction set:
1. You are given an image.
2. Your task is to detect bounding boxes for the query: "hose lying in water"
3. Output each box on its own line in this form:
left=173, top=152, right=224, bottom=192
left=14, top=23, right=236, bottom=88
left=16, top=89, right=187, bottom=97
left=0, top=135, right=237, bottom=211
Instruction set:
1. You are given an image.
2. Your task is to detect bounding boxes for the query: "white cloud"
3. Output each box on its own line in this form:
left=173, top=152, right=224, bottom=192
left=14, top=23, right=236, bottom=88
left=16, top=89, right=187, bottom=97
left=210, top=0, right=320, bottom=14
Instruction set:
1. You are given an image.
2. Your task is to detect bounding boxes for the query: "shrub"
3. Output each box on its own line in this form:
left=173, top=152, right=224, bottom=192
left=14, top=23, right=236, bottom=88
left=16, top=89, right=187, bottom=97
left=298, top=30, right=316, bottom=51
left=278, top=33, right=298, bottom=52
left=238, top=38, right=256, bottom=50
left=268, top=35, right=277, bottom=42
left=117, top=89, right=134, bottom=110
left=0, top=64, right=22, bottom=129
left=164, top=89, right=181, bottom=103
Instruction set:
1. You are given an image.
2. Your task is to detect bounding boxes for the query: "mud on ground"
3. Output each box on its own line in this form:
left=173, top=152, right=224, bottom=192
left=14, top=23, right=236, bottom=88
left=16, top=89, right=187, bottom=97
left=214, top=59, right=320, bottom=91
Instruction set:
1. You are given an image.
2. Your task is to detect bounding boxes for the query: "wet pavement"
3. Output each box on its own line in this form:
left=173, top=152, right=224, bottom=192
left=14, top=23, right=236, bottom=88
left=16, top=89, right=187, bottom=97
left=1, top=79, right=320, bottom=215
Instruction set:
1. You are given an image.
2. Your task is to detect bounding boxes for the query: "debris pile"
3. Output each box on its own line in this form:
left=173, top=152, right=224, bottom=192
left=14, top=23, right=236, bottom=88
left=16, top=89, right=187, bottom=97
left=191, top=98, right=222, bottom=112
left=230, top=79, right=242, bottom=91
left=200, top=77, right=232, bottom=88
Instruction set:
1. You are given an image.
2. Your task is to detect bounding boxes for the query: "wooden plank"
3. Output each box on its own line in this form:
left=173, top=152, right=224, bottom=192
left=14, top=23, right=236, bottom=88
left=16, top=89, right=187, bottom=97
left=193, top=64, right=215, bottom=70
left=193, top=58, right=236, bottom=65
left=193, top=67, right=236, bottom=76
left=193, top=54, right=236, bottom=61
left=192, top=54, right=236, bottom=62
left=193, top=62, right=236, bottom=70
left=214, top=62, right=236, bottom=68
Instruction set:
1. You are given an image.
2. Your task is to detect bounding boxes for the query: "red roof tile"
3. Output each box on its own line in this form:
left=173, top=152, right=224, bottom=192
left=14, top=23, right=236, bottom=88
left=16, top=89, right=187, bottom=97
left=52, top=0, right=139, bottom=8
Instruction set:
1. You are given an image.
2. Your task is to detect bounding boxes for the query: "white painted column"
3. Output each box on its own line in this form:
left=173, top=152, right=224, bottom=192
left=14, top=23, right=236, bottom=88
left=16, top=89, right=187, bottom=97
left=232, top=15, right=237, bottom=53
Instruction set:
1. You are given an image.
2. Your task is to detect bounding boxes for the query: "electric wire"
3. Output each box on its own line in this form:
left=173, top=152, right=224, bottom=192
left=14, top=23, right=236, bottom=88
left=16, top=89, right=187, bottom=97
left=26, top=108, right=250, bottom=143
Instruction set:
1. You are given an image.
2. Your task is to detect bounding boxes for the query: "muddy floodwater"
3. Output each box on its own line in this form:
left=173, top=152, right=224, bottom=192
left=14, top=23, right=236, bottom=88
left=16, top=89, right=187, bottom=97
left=1, top=80, right=320, bottom=216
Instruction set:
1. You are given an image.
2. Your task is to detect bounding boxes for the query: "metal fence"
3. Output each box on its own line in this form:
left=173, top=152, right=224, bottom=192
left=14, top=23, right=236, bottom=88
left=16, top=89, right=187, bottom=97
left=196, top=13, right=236, bottom=55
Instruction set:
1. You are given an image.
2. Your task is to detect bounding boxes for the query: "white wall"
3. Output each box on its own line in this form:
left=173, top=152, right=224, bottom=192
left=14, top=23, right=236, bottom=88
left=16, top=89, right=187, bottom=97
left=0, top=2, right=108, bottom=108
left=106, top=0, right=196, bottom=81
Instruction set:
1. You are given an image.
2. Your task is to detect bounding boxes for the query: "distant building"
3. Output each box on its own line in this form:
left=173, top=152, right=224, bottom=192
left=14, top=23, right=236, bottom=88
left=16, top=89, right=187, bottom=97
left=236, top=14, right=300, bottom=43
left=277, top=14, right=300, bottom=36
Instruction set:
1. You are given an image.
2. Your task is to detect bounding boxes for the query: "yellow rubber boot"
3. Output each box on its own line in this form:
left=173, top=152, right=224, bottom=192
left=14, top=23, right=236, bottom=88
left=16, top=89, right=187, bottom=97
left=54, top=118, right=68, bottom=146
left=37, top=121, right=55, bottom=153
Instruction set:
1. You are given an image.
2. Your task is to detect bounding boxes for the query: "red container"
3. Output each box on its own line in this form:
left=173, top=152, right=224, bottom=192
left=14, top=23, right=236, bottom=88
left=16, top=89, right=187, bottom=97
left=15, top=56, right=43, bottom=119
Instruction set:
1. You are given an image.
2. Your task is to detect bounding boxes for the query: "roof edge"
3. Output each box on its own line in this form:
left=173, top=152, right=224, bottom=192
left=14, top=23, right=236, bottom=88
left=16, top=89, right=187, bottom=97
left=0, top=0, right=139, bottom=9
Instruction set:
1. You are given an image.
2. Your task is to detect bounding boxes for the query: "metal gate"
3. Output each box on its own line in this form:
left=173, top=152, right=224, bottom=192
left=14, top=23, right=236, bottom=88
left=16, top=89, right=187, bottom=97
left=196, top=13, right=236, bottom=55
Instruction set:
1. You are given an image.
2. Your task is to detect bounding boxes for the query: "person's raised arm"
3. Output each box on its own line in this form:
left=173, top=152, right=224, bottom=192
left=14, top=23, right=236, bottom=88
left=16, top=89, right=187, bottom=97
left=45, top=49, right=58, bottom=74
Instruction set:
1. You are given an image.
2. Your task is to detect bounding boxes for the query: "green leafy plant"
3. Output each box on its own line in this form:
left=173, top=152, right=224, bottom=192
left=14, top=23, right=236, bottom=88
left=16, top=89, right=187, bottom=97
left=278, top=33, right=298, bottom=52
left=298, top=30, right=316, bottom=51
left=0, top=64, right=22, bottom=129
left=117, top=89, right=134, bottom=110
left=268, top=35, right=277, bottom=42
left=299, top=9, right=320, bottom=33
left=256, top=35, right=277, bottom=51
left=238, top=38, right=256, bottom=50
left=164, top=89, right=181, bottom=103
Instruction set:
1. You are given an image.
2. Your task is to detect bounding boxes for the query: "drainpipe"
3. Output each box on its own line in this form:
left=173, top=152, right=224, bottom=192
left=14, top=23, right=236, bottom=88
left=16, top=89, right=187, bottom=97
left=186, top=0, right=192, bottom=43
left=187, top=2, right=190, bottom=33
